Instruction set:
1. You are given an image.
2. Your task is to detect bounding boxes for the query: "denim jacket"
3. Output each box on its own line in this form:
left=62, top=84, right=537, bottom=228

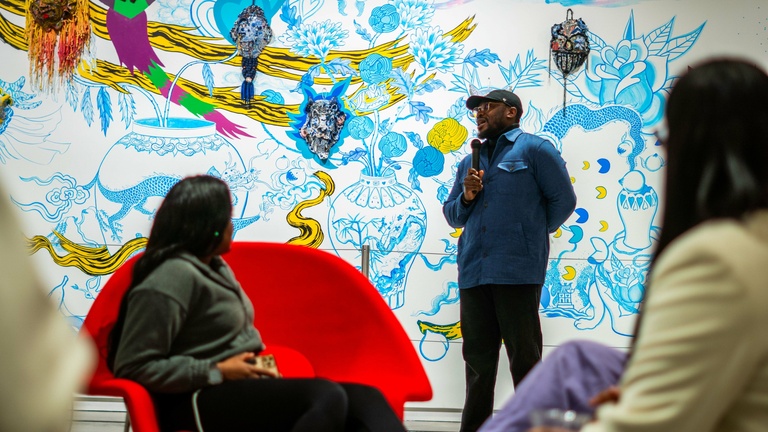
left=443, top=128, right=577, bottom=288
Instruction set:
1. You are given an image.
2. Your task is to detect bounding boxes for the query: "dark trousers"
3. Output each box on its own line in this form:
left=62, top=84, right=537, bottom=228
left=152, top=378, right=406, bottom=432
left=459, top=284, right=543, bottom=432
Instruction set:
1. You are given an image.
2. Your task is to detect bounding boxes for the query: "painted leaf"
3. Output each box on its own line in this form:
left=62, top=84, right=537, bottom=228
left=97, top=87, right=113, bottom=135
left=353, top=19, right=373, bottom=42
left=463, top=48, right=500, bottom=67
left=408, top=167, right=423, bottom=192
left=118, top=91, right=135, bottom=127
left=279, top=3, right=300, bottom=28
left=65, top=80, right=79, bottom=112
left=404, top=131, right=425, bottom=149
left=391, top=68, right=414, bottom=97
left=588, top=32, right=607, bottom=52
left=414, top=78, right=446, bottom=95
left=81, top=87, right=94, bottom=127
left=410, top=101, right=433, bottom=124
left=331, top=218, right=360, bottom=245
left=659, top=23, right=705, bottom=61
left=378, top=118, right=391, bottom=135
left=643, top=18, right=674, bottom=56
left=341, top=148, right=368, bottom=166
left=324, top=58, right=356, bottom=76
left=499, top=50, right=546, bottom=89
left=447, top=97, right=466, bottom=120
left=202, top=63, right=215, bottom=97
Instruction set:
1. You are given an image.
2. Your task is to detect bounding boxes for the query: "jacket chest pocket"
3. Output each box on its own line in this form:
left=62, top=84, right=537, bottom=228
left=495, top=159, right=528, bottom=195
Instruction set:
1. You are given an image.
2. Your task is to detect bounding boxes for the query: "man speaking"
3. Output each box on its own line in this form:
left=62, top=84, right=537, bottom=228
left=442, top=89, right=577, bottom=431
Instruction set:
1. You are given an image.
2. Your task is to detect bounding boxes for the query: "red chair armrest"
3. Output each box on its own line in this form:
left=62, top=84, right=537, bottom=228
left=88, top=378, right=160, bottom=432
left=260, top=345, right=315, bottom=378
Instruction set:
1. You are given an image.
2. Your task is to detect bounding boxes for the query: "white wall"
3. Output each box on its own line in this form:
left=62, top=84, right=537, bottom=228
left=1, top=0, right=767, bottom=414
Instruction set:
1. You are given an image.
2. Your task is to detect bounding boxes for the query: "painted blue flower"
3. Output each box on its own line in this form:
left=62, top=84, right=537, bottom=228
left=585, top=39, right=667, bottom=125
left=378, top=132, right=407, bottom=158
left=582, top=15, right=704, bottom=126
left=278, top=19, right=349, bottom=60
left=412, top=146, right=444, bottom=177
left=409, top=26, right=464, bottom=73
left=348, top=115, right=375, bottom=140
left=359, top=53, right=393, bottom=84
left=393, top=0, right=434, bottom=31
left=368, top=4, right=399, bottom=33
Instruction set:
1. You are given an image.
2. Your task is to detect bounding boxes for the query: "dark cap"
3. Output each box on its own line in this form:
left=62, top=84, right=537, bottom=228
left=466, top=89, right=523, bottom=111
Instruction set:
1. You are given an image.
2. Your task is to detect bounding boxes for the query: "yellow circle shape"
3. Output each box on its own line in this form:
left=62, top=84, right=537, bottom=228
left=595, top=186, right=607, bottom=199
left=562, top=265, right=577, bottom=281
left=427, top=118, right=469, bottom=153
left=554, top=227, right=562, bottom=238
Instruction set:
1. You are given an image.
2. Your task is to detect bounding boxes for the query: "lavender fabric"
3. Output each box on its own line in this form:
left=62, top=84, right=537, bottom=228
left=479, top=340, right=627, bottom=432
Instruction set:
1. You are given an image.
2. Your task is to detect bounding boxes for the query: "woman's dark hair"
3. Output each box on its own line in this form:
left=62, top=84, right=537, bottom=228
left=653, top=58, right=768, bottom=262
left=628, top=58, right=768, bottom=350
left=107, top=175, right=233, bottom=371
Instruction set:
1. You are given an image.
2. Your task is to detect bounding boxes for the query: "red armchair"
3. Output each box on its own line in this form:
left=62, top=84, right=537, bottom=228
left=226, top=242, right=433, bottom=419
left=82, top=242, right=432, bottom=430
left=81, top=255, right=161, bottom=432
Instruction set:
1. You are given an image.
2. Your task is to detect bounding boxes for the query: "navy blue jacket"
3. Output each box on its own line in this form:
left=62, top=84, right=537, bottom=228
left=443, top=128, right=577, bottom=288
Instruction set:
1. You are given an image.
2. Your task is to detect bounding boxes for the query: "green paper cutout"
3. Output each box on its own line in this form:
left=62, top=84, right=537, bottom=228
left=114, top=0, right=150, bottom=19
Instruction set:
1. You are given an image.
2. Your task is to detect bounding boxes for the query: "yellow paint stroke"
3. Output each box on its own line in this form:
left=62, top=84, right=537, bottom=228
left=28, top=232, right=147, bottom=276
left=582, top=161, right=590, bottom=170
left=570, top=176, right=576, bottom=184
left=595, top=186, right=607, bottom=199
left=449, top=227, right=462, bottom=238
left=0, top=1, right=477, bottom=126
left=286, top=171, right=335, bottom=248
left=599, top=220, right=609, bottom=232
left=554, top=227, right=562, bottom=238
left=417, top=320, right=462, bottom=340
left=562, top=265, right=577, bottom=281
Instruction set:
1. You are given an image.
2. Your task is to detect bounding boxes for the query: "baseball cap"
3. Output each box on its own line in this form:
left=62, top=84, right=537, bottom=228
left=466, top=89, right=523, bottom=112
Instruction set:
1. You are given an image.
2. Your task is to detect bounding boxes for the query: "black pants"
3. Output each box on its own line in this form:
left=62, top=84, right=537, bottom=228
left=459, top=284, right=543, bottom=432
left=152, top=378, right=406, bottom=432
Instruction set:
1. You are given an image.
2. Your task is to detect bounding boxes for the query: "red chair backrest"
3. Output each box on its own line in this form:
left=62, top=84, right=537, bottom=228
left=225, top=242, right=433, bottom=418
left=81, top=254, right=140, bottom=391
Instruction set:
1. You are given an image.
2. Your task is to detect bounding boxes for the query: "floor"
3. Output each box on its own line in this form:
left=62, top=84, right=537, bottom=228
left=70, top=420, right=460, bottom=432
left=71, top=396, right=462, bottom=432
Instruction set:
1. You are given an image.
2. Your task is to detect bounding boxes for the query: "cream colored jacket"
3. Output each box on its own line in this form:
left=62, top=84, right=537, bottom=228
left=0, top=186, right=94, bottom=432
left=583, top=211, right=768, bottom=432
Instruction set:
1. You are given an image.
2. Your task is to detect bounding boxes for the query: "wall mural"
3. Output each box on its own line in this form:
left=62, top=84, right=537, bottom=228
left=2, top=0, right=763, bottom=409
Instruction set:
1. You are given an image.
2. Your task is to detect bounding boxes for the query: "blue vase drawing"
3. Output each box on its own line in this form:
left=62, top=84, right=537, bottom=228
left=328, top=172, right=427, bottom=309
left=92, top=117, right=256, bottom=243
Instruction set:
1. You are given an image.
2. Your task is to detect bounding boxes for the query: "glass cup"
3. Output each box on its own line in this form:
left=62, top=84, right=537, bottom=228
left=529, top=409, right=592, bottom=430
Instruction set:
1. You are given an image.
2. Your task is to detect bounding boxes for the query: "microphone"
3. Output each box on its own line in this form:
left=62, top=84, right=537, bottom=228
left=470, top=139, right=482, bottom=171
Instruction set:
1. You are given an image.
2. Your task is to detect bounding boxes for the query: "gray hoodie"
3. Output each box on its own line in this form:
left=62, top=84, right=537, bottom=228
left=114, top=253, right=263, bottom=393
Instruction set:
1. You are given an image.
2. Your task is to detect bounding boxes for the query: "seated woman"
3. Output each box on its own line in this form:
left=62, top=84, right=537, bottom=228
left=108, top=175, right=406, bottom=432
left=479, top=57, right=768, bottom=432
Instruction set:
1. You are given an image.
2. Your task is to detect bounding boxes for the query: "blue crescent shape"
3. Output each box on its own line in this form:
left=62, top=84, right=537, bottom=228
left=574, top=207, right=589, bottom=224
left=597, top=158, right=611, bottom=174
left=567, top=225, right=584, bottom=244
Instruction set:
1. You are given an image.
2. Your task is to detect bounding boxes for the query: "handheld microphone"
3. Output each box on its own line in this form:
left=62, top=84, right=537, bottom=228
left=470, top=139, right=482, bottom=171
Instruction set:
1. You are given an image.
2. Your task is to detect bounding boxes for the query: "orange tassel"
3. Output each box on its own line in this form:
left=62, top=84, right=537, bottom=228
left=25, top=0, right=91, bottom=93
